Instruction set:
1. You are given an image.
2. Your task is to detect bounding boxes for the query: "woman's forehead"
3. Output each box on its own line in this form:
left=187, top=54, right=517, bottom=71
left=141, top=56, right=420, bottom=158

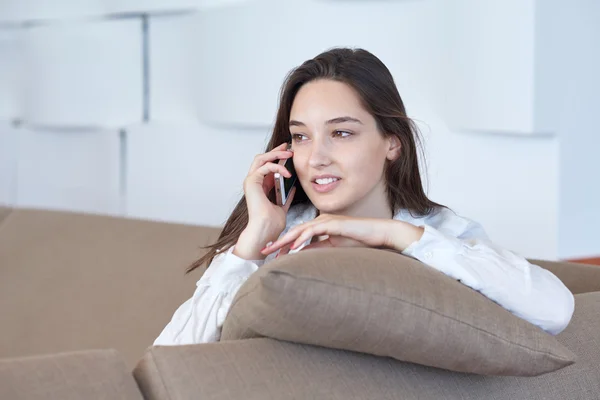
left=290, top=81, right=372, bottom=125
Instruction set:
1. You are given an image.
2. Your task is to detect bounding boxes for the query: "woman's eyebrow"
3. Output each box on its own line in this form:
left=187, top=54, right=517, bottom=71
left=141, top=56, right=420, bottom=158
left=289, top=116, right=363, bottom=127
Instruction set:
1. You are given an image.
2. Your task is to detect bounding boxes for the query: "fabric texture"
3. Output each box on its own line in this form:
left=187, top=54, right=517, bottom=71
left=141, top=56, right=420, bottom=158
left=140, top=292, right=599, bottom=399
left=155, top=202, right=574, bottom=345
left=0, top=207, right=221, bottom=368
left=0, top=349, right=143, bottom=400
left=221, top=247, right=575, bottom=376
left=0, top=206, right=12, bottom=227
left=530, top=258, right=600, bottom=295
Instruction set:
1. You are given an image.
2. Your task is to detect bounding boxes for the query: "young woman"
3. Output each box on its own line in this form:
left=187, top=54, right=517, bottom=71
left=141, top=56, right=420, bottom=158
left=154, top=48, right=574, bottom=345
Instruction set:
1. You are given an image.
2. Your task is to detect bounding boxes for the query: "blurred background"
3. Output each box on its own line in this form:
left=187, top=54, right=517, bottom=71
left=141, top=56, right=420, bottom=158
left=0, top=0, right=598, bottom=262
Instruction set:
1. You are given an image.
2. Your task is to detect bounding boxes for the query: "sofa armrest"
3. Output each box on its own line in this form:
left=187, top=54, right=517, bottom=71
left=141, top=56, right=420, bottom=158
left=133, top=347, right=171, bottom=400
left=529, top=259, right=600, bottom=295
left=0, top=349, right=143, bottom=400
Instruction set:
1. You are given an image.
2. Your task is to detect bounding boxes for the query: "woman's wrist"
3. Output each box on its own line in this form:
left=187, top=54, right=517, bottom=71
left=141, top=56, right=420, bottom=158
left=232, top=241, right=267, bottom=262
left=233, top=224, right=279, bottom=261
left=387, top=220, right=425, bottom=252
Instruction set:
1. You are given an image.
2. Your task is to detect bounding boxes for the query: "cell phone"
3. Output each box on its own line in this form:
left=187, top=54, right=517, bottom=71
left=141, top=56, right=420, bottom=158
left=274, top=153, right=297, bottom=206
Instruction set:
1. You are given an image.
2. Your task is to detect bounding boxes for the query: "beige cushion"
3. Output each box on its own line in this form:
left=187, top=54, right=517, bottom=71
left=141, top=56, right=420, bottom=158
left=222, top=248, right=575, bottom=376
left=137, top=292, right=600, bottom=399
left=0, top=349, right=143, bottom=400
left=0, top=208, right=221, bottom=368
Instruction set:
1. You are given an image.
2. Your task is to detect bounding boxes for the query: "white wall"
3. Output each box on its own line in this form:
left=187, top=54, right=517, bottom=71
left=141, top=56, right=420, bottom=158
left=421, top=114, right=560, bottom=260
left=440, top=0, right=542, bottom=135
left=0, top=0, right=598, bottom=260
left=541, top=0, right=600, bottom=259
left=15, top=127, right=122, bottom=215
left=0, top=29, right=19, bottom=122
left=125, top=122, right=267, bottom=227
left=19, top=19, right=143, bottom=128
left=0, top=124, right=17, bottom=206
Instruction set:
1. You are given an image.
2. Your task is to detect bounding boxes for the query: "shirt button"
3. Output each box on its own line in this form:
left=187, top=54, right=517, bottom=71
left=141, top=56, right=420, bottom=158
left=424, top=251, right=433, bottom=260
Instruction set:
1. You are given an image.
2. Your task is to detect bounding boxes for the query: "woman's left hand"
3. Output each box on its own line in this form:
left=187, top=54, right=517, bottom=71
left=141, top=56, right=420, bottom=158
left=260, top=214, right=424, bottom=257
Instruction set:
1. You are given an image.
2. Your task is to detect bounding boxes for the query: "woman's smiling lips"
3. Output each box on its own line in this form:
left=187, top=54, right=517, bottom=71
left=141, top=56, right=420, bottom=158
left=311, top=174, right=342, bottom=193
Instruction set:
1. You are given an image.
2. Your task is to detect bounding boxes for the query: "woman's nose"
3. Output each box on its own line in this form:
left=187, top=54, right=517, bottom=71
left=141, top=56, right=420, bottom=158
left=308, top=139, right=332, bottom=168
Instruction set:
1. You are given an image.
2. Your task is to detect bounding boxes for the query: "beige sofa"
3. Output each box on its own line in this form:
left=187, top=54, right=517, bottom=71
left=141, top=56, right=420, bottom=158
left=1, top=206, right=600, bottom=399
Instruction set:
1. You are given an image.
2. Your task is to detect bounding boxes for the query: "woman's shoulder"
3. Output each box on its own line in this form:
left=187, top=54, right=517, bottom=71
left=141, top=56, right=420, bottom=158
left=394, top=206, right=489, bottom=240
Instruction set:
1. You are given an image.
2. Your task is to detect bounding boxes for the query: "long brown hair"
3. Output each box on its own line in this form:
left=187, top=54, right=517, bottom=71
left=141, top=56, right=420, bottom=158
left=187, top=47, right=444, bottom=274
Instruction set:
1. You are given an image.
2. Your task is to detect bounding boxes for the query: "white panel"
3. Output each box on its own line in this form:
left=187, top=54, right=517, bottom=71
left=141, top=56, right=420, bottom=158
left=0, top=123, right=17, bottom=206
left=0, top=0, right=106, bottom=23
left=20, top=20, right=143, bottom=128
left=533, top=0, right=565, bottom=134
left=16, top=127, right=121, bottom=215
left=555, top=0, right=600, bottom=259
left=0, top=0, right=253, bottom=22
left=126, top=122, right=267, bottom=226
left=106, top=0, right=195, bottom=15
left=0, top=28, right=20, bottom=121
left=151, top=0, right=440, bottom=126
left=149, top=14, right=198, bottom=123
left=107, top=0, right=249, bottom=15
left=441, top=0, right=540, bottom=135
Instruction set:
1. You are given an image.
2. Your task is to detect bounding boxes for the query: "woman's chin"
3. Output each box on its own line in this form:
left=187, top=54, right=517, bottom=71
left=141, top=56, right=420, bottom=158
left=310, top=199, right=347, bottom=215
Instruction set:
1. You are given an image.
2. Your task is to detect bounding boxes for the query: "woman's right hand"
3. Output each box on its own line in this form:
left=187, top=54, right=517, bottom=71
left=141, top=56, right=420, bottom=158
left=234, top=143, right=297, bottom=260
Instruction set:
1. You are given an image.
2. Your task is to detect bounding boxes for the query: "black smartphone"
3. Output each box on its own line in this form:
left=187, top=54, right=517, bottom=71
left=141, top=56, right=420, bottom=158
left=274, top=150, right=297, bottom=206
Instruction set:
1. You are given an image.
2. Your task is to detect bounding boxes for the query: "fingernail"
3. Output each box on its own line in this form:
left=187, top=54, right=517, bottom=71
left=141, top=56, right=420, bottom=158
left=261, top=242, right=273, bottom=252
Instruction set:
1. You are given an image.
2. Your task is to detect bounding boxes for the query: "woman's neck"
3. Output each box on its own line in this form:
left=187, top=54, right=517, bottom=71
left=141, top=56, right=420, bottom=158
left=315, top=201, right=393, bottom=220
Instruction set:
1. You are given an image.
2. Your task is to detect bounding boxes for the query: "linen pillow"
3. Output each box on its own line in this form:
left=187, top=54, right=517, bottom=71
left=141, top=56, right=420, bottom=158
left=221, top=248, right=576, bottom=376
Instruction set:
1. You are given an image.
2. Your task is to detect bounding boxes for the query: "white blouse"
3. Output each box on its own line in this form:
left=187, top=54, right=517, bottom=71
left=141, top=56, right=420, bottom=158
left=154, top=203, right=575, bottom=345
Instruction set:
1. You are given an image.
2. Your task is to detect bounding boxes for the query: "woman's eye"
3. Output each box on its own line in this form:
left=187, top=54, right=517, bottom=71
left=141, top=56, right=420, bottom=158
left=291, top=134, right=307, bottom=142
left=334, top=130, right=352, bottom=138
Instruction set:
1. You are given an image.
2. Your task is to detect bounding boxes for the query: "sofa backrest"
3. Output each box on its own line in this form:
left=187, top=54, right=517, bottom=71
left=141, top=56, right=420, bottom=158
left=2, top=206, right=600, bottom=373
left=529, top=258, right=600, bottom=295
left=0, top=207, right=221, bottom=368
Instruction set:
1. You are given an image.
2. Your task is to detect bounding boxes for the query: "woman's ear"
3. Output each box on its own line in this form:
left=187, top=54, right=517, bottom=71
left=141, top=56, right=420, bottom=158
left=386, top=135, right=402, bottom=161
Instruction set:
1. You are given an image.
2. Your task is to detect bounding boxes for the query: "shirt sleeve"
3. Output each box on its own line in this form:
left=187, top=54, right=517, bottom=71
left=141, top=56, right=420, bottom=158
left=401, top=222, right=575, bottom=336
left=153, top=247, right=264, bottom=345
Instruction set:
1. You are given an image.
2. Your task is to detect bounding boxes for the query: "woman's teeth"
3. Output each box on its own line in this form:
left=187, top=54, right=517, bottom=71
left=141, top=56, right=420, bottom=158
left=315, top=178, right=339, bottom=185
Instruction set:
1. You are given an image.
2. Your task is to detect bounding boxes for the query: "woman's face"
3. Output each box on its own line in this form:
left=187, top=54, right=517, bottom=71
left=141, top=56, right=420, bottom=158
left=289, top=79, right=400, bottom=217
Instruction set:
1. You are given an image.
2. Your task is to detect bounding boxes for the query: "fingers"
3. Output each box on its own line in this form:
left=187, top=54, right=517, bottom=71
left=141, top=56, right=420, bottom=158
left=252, top=162, right=291, bottom=181
left=290, top=226, right=324, bottom=250
left=246, top=143, right=294, bottom=199
left=277, top=244, right=292, bottom=258
left=261, top=229, right=300, bottom=256
left=299, top=238, right=333, bottom=251
left=262, top=172, right=275, bottom=194
left=244, top=163, right=291, bottom=199
left=262, top=215, right=379, bottom=256
left=274, top=237, right=335, bottom=260
left=262, top=221, right=327, bottom=255
left=249, top=145, right=293, bottom=175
